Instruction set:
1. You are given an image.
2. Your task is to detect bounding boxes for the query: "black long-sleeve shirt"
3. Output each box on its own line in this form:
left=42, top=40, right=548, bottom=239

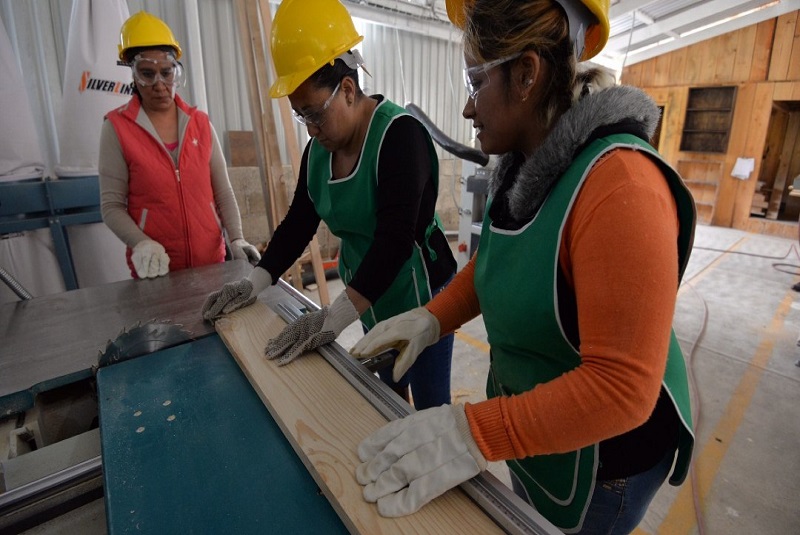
left=258, top=105, right=455, bottom=303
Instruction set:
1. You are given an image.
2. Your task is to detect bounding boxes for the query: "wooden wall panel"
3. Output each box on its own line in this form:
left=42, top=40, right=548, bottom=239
left=732, top=24, right=757, bottom=82
left=768, top=12, right=798, bottom=81
left=714, top=32, right=739, bottom=83
left=788, top=15, right=800, bottom=81
left=684, top=42, right=705, bottom=85
left=669, top=47, right=688, bottom=86
left=653, top=53, right=672, bottom=87
left=752, top=19, right=777, bottom=81
left=730, top=83, right=774, bottom=229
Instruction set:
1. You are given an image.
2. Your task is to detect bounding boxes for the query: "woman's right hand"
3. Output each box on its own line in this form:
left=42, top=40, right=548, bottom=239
left=132, top=239, right=170, bottom=279
left=351, top=307, right=441, bottom=382
left=201, top=267, right=272, bottom=321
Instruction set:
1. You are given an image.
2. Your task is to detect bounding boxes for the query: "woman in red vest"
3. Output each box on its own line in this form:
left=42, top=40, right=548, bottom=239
left=99, top=11, right=259, bottom=279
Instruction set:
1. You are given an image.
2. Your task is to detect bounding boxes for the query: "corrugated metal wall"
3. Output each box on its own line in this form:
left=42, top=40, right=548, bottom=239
left=0, top=0, right=473, bottom=175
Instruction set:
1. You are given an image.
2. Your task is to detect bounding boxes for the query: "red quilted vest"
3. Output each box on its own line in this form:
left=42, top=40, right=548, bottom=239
left=106, top=94, right=225, bottom=277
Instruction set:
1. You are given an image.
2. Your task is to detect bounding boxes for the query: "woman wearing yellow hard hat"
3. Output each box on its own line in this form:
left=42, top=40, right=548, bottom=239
left=353, top=0, right=696, bottom=532
left=99, top=11, right=259, bottom=279
left=203, top=0, right=456, bottom=410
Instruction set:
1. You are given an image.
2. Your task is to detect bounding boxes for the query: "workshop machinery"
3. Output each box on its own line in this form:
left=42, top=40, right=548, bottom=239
left=0, top=260, right=559, bottom=534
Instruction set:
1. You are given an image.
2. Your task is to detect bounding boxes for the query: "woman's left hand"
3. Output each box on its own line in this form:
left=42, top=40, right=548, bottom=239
left=265, top=291, right=359, bottom=365
left=356, top=404, right=487, bottom=517
left=230, top=238, right=261, bottom=264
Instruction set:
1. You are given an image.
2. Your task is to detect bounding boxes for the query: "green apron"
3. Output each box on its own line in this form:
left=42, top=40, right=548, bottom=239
left=474, top=134, right=696, bottom=532
left=306, top=98, right=443, bottom=329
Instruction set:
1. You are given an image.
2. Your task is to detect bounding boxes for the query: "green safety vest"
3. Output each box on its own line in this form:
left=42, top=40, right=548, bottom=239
left=474, top=134, right=696, bottom=532
left=306, top=98, right=443, bottom=329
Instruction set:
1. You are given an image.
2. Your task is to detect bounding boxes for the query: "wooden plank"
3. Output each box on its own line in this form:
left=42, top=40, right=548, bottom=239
left=653, top=54, right=671, bottom=87
left=669, top=47, right=688, bottom=86
left=751, top=19, right=776, bottom=82
left=731, top=83, right=774, bottom=228
left=640, top=58, right=657, bottom=87
left=214, top=301, right=505, bottom=534
left=732, top=24, right=757, bottom=83
left=621, top=62, right=642, bottom=87
left=768, top=12, right=797, bottom=81
left=714, top=32, right=738, bottom=83
left=788, top=13, right=800, bottom=81
left=684, top=42, right=704, bottom=85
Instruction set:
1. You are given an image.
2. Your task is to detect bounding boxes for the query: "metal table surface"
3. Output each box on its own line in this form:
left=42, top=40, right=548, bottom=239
left=96, top=334, right=348, bottom=534
left=0, top=260, right=252, bottom=415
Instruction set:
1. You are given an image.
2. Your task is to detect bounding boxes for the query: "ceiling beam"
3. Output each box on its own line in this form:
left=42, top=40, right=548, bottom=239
left=343, top=0, right=460, bottom=42
left=606, top=0, right=761, bottom=51
left=610, top=0, right=656, bottom=20
left=615, top=0, right=800, bottom=65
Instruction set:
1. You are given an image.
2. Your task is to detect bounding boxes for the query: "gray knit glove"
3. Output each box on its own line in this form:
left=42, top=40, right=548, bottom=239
left=202, top=267, right=271, bottom=321
left=266, top=291, right=359, bottom=366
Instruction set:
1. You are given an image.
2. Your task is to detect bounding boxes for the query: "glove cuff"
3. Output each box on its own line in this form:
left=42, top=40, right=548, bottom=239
left=452, top=404, right=487, bottom=471
left=247, top=267, right=272, bottom=295
left=324, top=291, right=360, bottom=336
left=419, top=307, right=442, bottom=345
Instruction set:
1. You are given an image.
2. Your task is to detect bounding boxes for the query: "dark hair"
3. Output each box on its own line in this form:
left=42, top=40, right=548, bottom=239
left=306, top=57, right=363, bottom=97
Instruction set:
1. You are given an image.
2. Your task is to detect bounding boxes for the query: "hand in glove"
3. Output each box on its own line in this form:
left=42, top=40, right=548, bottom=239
left=132, top=239, right=170, bottom=279
left=351, top=307, right=440, bottom=382
left=265, top=291, right=359, bottom=366
left=356, top=404, right=487, bottom=517
left=230, top=238, right=261, bottom=264
left=201, top=267, right=272, bottom=321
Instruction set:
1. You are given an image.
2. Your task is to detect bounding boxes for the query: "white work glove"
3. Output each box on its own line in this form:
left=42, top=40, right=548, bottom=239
left=351, top=307, right=440, bottom=383
left=201, top=267, right=272, bottom=321
left=131, top=239, right=170, bottom=279
left=265, top=291, right=359, bottom=366
left=356, top=404, right=487, bottom=517
left=230, top=238, right=261, bottom=264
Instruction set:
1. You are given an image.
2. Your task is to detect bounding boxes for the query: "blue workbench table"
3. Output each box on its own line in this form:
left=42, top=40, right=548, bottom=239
left=96, top=335, right=348, bottom=534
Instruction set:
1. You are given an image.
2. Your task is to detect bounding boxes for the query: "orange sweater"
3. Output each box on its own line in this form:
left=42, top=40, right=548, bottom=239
left=428, top=149, right=680, bottom=461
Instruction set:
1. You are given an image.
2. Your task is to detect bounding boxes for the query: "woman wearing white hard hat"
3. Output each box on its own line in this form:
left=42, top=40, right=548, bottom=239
left=203, top=0, right=456, bottom=411
left=351, top=0, right=696, bottom=532
left=99, top=11, right=259, bottom=280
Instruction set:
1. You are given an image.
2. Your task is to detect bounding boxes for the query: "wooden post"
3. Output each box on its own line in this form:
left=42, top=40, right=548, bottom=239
left=233, top=0, right=330, bottom=305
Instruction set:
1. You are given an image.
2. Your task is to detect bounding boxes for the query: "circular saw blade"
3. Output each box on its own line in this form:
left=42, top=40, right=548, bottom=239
left=97, top=320, right=194, bottom=369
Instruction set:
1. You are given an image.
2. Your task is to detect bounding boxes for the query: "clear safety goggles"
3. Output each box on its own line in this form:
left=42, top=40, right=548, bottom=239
left=292, top=82, right=341, bottom=127
left=463, top=53, right=522, bottom=100
left=132, top=54, right=185, bottom=88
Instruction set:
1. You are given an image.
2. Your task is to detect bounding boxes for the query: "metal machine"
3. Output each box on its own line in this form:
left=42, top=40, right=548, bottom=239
left=0, top=260, right=559, bottom=534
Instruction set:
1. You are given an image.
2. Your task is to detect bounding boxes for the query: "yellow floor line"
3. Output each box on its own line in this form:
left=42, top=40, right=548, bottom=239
left=679, top=237, right=748, bottom=293
left=455, top=330, right=491, bottom=353
left=657, top=293, right=792, bottom=534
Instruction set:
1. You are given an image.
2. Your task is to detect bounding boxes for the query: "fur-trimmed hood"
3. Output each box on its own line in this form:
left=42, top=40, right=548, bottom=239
left=489, top=85, right=660, bottom=222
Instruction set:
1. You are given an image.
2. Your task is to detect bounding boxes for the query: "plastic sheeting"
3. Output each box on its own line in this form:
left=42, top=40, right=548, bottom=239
left=0, top=230, right=66, bottom=304
left=0, top=13, right=45, bottom=182
left=55, top=0, right=130, bottom=177
left=54, top=0, right=131, bottom=287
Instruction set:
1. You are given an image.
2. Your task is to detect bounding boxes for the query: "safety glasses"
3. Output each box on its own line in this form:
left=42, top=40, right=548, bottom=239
left=292, top=82, right=341, bottom=127
left=132, top=54, right=184, bottom=88
left=463, top=53, right=522, bottom=100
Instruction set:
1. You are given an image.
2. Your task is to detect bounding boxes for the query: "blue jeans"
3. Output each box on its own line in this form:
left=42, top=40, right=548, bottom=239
left=511, top=448, right=675, bottom=534
left=372, top=278, right=454, bottom=410
left=376, top=331, right=453, bottom=410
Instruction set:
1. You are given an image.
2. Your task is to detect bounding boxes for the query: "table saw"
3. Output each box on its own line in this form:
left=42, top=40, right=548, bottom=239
left=0, top=260, right=559, bottom=534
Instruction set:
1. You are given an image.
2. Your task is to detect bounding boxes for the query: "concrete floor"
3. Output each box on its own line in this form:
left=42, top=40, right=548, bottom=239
left=19, top=223, right=800, bottom=534
left=317, top=223, right=800, bottom=535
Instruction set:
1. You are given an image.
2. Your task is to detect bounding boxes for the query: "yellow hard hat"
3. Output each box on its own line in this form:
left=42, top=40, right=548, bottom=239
left=118, top=11, right=182, bottom=62
left=445, top=0, right=609, bottom=61
left=269, top=0, right=364, bottom=98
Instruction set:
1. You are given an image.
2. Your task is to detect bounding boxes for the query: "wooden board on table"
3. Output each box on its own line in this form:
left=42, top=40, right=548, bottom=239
left=214, top=301, right=504, bottom=534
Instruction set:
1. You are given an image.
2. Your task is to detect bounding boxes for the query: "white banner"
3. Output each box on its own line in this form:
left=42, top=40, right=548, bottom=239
left=0, top=13, right=45, bottom=182
left=55, top=0, right=130, bottom=176
left=56, top=0, right=132, bottom=286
